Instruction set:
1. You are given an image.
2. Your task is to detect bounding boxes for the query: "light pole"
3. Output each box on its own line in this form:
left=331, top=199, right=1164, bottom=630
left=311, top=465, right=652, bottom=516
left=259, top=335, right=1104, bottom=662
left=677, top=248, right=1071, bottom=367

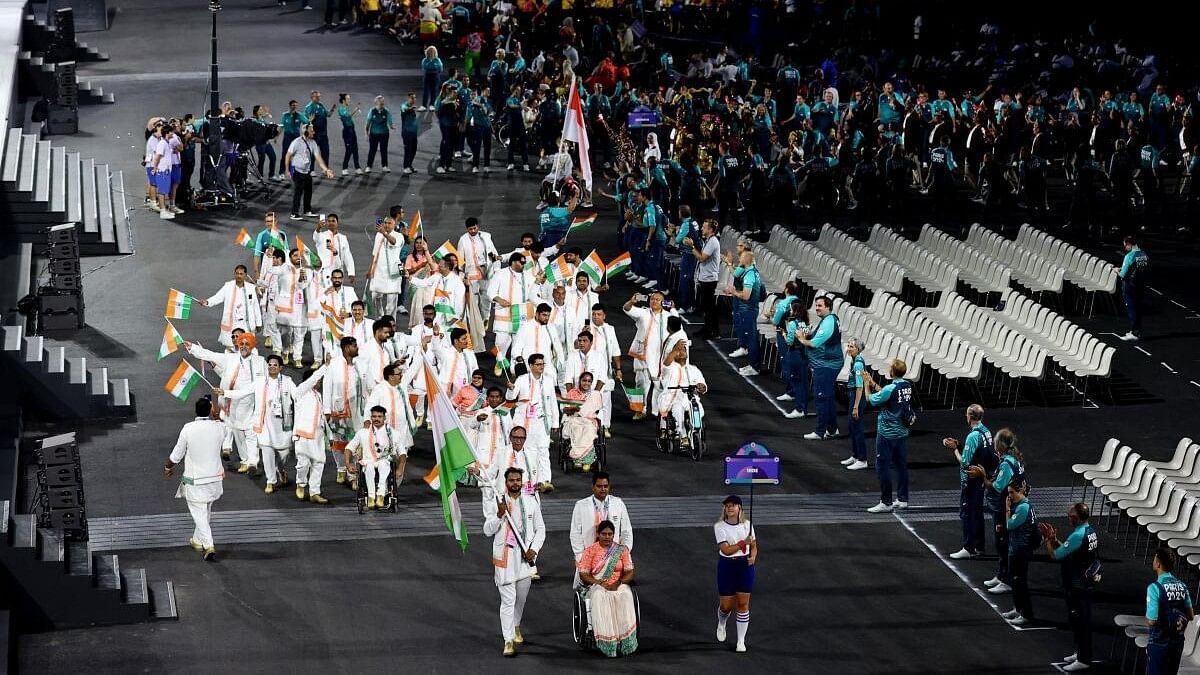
left=208, top=0, right=221, bottom=115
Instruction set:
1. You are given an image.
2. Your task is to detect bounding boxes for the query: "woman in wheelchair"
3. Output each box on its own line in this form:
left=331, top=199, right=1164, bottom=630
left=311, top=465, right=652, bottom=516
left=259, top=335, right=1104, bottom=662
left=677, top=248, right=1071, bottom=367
left=577, top=520, right=638, bottom=658
left=561, top=371, right=603, bottom=472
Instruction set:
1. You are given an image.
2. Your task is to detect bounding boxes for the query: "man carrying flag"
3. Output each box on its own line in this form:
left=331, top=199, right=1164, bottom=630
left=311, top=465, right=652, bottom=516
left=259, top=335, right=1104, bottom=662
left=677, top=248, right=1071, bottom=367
left=195, top=265, right=262, bottom=348
left=484, top=464, right=546, bottom=657
left=488, top=253, right=533, bottom=374
left=252, top=212, right=289, bottom=277
left=420, top=356, right=482, bottom=551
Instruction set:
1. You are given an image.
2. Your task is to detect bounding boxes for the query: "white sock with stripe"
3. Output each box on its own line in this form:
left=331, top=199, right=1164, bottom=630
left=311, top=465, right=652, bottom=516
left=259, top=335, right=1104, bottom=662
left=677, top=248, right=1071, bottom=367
left=736, top=611, right=749, bottom=644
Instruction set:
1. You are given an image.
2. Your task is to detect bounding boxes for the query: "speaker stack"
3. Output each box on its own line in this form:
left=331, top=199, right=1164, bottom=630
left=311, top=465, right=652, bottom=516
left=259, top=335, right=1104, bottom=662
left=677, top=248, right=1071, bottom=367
left=38, top=224, right=86, bottom=331
left=33, top=432, right=89, bottom=541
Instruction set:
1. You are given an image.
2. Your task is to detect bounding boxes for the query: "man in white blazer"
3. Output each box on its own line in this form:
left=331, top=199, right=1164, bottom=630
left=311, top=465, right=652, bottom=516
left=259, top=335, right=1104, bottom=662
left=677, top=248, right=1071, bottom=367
left=484, top=466, right=546, bottom=657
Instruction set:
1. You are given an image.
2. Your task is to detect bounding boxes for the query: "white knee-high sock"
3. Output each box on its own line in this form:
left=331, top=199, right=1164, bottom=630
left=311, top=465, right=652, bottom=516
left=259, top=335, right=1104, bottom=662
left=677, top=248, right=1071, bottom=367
left=736, top=611, right=749, bottom=643
left=717, top=607, right=730, bottom=627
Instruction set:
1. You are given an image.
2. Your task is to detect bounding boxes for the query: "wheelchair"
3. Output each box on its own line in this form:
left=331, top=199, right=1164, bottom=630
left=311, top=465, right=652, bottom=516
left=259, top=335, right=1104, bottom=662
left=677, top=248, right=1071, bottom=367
left=555, top=408, right=608, bottom=474
left=571, top=583, right=641, bottom=652
left=353, top=462, right=399, bottom=515
left=655, top=386, right=706, bottom=461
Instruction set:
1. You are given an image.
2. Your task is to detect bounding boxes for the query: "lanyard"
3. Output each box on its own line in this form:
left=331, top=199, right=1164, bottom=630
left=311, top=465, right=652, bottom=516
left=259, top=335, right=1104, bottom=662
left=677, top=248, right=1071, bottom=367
left=593, top=496, right=609, bottom=528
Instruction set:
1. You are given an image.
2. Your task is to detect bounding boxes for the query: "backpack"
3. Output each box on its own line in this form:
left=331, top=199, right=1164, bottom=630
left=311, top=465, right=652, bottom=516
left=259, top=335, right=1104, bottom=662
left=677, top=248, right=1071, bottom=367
left=1155, top=581, right=1191, bottom=636
left=971, top=428, right=999, bottom=477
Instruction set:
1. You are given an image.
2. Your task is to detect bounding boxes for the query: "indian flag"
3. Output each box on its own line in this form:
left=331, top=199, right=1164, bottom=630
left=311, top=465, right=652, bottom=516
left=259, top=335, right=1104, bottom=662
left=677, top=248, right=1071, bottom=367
left=264, top=233, right=287, bottom=254
left=420, top=360, right=481, bottom=551
left=296, top=237, right=321, bottom=268
left=164, top=359, right=203, bottom=401
left=432, top=240, right=458, bottom=261
left=405, top=211, right=423, bottom=241
left=568, top=213, right=596, bottom=235
left=324, top=313, right=345, bottom=340
left=543, top=255, right=573, bottom=285
left=165, top=289, right=194, bottom=320
left=235, top=228, right=255, bottom=250
left=622, top=384, right=645, bottom=413
left=433, top=287, right=456, bottom=315
left=579, top=250, right=605, bottom=284
left=158, top=321, right=183, bottom=361
left=510, top=302, right=535, bottom=333
left=606, top=251, right=632, bottom=278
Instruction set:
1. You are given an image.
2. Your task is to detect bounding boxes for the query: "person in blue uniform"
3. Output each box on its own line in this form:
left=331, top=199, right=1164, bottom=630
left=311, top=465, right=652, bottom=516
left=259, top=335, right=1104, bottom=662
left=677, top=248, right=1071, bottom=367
left=798, top=296, right=843, bottom=440
left=1145, top=547, right=1195, bottom=675
left=1040, top=503, right=1100, bottom=672
left=999, top=478, right=1037, bottom=626
left=725, top=251, right=762, bottom=376
left=862, top=359, right=911, bottom=513
left=842, top=338, right=868, bottom=470
left=944, top=404, right=991, bottom=560
left=1118, top=235, right=1149, bottom=341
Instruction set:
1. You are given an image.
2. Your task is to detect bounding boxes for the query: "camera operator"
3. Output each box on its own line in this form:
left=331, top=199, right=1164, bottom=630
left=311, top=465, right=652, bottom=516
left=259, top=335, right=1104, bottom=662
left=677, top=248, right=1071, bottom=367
left=252, top=105, right=281, bottom=182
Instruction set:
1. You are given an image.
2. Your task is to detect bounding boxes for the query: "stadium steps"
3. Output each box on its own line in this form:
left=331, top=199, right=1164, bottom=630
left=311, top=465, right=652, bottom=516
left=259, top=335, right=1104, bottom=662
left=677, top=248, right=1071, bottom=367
left=0, top=322, right=135, bottom=422
left=1, top=130, right=133, bottom=256
left=16, top=51, right=113, bottom=105
left=21, top=12, right=110, bottom=62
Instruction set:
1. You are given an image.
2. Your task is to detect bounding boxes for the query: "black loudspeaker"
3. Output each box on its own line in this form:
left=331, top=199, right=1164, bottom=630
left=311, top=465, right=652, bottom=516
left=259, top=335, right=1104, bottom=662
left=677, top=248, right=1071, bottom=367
left=53, top=61, right=78, bottom=108
left=49, top=275, right=82, bottom=292
left=46, top=465, right=79, bottom=488
left=49, top=486, right=82, bottom=509
left=40, top=312, right=84, bottom=331
left=38, top=444, right=76, bottom=466
left=49, top=259, right=80, bottom=275
left=46, top=104, right=79, bottom=135
left=47, top=224, right=77, bottom=244
left=38, top=292, right=83, bottom=314
left=49, top=243, right=79, bottom=259
left=48, top=508, right=83, bottom=531
left=34, top=434, right=89, bottom=540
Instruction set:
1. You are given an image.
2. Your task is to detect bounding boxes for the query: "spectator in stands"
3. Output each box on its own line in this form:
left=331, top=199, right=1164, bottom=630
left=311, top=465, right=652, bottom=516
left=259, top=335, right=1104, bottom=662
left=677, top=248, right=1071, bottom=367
left=725, top=250, right=762, bottom=377
left=1146, top=548, right=1195, bottom=675
left=842, top=338, right=867, bottom=469
left=862, top=359, right=911, bottom=513
left=944, top=404, right=992, bottom=560
left=689, top=220, right=722, bottom=340
left=1039, top=503, right=1099, bottom=672
left=1118, top=235, right=1149, bottom=342
left=798, top=296, right=843, bottom=440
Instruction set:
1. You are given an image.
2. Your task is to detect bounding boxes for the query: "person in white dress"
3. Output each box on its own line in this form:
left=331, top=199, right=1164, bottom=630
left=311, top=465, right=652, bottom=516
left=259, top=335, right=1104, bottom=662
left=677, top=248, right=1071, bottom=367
left=225, top=353, right=299, bottom=493
left=274, top=249, right=320, bottom=367
left=588, top=304, right=624, bottom=431
left=291, top=361, right=331, bottom=503
left=185, top=333, right=268, bottom=475
left=511, top=303, right=564, bottom=375
left=563, top=272, right=600, bottom=341
left=504, top=355, right=559, bottom=492
left=313, top=213, right=355, bottom=287
left=366, top=217, right=406, bottom=317
left=198, top=265, right=262, bottom=348
left=324, top=336, right=370, bottom=485
left=406, top=254, right=466, bottom=332
left=345, top=405, right=411, bottom=508
left=484, top=466, right=546, bottom=657
left=164, top=396, right=225, bottom=561
left=436, top=327, right=479, bottom=396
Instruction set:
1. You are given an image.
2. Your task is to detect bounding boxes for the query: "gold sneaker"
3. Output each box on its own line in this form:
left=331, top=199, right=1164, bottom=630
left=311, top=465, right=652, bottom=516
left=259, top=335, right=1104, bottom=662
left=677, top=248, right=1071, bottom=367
left=502, top=641, right=515, bottom=657
left=350, top=477, right=358, bottom=491
left=295, top=486, right=306, bottom=500
left=203, top=547, right=216, bottom=561
left=514, top=626, right=525, bottom=644
left=188, top=538, right=204, bottom=551
left=264, top=483, right=275, bottom=494
left=236, top=463, right=252, bottom=474
left=336, top=470, right=346, bottom=484
left=309, top=494, right=329, bottom=505
left=581, top=464, right=591, bottom=472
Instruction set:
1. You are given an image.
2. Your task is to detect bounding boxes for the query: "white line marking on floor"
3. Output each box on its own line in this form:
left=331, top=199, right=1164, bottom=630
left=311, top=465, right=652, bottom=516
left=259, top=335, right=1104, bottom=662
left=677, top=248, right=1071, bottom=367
left=705, top=339, right=789, bottom=415
left=1149, top=287, right=1164, bottom=296
left=1170, top=300, right=1188, bottom=309
left=893, top=513, right=1054, bottom=631
left=1163, top=362, right=1178, bottom=374
left=1135, top=346, right=1152, bottom=357
left=1190, top=381, right=1200, bottom=390
left=1049, top=371, right=1101, bottom=409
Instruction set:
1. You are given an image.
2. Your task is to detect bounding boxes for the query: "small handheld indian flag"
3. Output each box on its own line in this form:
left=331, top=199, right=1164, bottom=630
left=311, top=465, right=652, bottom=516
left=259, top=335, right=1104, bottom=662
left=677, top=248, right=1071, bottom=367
left=568, top=213, right=596, bottom=235
left=158, top=320, right=183, bottom=361
left=432, top=240, right=458, bottom=261
left=579, top=249, right=605, bottom=284
left=235, top=228, right=255, bottom=250
left=405, top=211, right=423, bottom=241
left=606, top=251, right=632, bottom=278
left=296, top=237, right=321, bottom=268
left=165, top=289, right=194, bottom=320
left=165, top=359, right=204, bottom=401
left=510, top=302, right=536, bottom=332
left=433, top=287, right=456, bottom=315
left=265, top=233, right=287, bottom=254
left=543, top=255, right=573, bottom=285
left=622, top=384, right=645, bottom=413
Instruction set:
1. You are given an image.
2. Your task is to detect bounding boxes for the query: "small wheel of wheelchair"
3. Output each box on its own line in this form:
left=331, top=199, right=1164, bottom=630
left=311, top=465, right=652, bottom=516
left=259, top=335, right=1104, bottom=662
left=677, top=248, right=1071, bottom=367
left=354, top=471, right=366, bottom=515
left=594, top=434, right=607, bottom=472
left=572, top=589, right=592, bottom=650
left=387, top=472, right=399, bottom=513
left=689, top=427, right=704, bottom=461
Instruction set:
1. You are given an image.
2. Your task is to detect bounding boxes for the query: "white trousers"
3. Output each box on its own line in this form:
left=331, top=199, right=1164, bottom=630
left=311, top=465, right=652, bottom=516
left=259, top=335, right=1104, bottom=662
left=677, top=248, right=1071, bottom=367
left=599, top=389, right=613, bottom=428
left=498, top=577, right=532, bottom=641
left=232, top=427, right=260, bottom=466
left=282, top=324, right=306, bottom=359
left=260, top=443, right=291, bottom=484
left=306, top=328, right=324, bottom=363
left=294, top=439, right=326, bottom=495
left=187, top=499, right=215, bottom=548
left=527, top=422, right=552, bottom=485
left=361, top=458, right=392, bottom=497
left=262, top=305, right=281, bottom=346
left=374, top=292, right=400, bottom=318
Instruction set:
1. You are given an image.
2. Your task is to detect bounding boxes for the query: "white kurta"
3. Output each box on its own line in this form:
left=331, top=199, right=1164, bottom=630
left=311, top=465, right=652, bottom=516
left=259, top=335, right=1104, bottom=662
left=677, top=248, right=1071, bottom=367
left=563, top=288, right=599, bottom=339
left=624, top=306, right=677, bottom=379
left=409, top=272, right=467, bottom=329
left=187, top=344, right=267, bottom=429
left=471, top=407, right=512, bottom=473
left=511, top=321, right=562, bottom=369
left=457, top=231, right=498, bottom=283
left=488, top=268, right=533, bottom=335
left=313, top=229, right=355, bottom=285
left=323, top=356, right=369, bottom=426
left=435, top=343, right=479, bottom=396
left=367, top=232, right=405, bottom=294
left=322, top=284, right=359, bottom=320
left=560, top=348, right=611, bottom=391
left=484, top=492, right=546, bottom=586
left=367, top=381, right=417, bottom=434
left=206, top=280, right=263, bottom=347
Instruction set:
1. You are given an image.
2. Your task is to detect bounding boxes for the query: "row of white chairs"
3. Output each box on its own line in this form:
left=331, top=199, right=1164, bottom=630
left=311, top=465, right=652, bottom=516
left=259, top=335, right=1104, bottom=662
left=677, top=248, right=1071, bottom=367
left=832, top=298, right=926, bottom=383
left=814, top=224, right=906, bottom=295
left=917, top=225, right=1013, bottom=295
left=850, top=292, right=985, bottom=382
left=866, top=290, right=1046, bottom=379
left=865, top=225, right=959, bottom=293
left=921, top=291, right=1115, bottom=378
left=1016, top=224, right=1119, bottom=294
left=758, top=226, right=853, bottom=294
left=965, top=224, right=1066, bottom=294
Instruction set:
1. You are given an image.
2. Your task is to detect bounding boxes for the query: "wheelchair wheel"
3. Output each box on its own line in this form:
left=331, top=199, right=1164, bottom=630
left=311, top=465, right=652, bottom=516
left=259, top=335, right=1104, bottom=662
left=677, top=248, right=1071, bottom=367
left=594, top=434, right=607, bottom=472
left=572, top=590, right=592, bottom=650
left=689, top=426, right=704, bottom=461
left=557, top=432, right=570, bottom=474
left=354, top=470, right=366, bottom=515
left=656, top=418, right=675, bottom=454
left=387, top=471, right=399, bottom=513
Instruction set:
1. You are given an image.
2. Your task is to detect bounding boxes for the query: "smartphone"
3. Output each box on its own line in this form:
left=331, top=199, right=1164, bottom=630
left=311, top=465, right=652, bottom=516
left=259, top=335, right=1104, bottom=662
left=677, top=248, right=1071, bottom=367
left=663, top=300, right=673, bottom=309
left=319, top=213, right=326, bottom=222
left=376, top=217, right=384, bottom=225
left=635, top=294, right=648, bottom=302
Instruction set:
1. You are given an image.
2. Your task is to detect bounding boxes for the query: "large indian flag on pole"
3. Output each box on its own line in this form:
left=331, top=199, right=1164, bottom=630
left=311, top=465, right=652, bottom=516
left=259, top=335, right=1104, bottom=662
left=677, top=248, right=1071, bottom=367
left=421, top=360, right=481, bottom=551
left=165, top=359, right=203, bottom=401
left=165, top=289, right=194, bottom=320
left=158, top=320, right=183, bottom=360
left=606, top=251, right=632, bottom=278
left=296, top=236, right=321, bottom=268
left=560, top=76, right=592, bottom=189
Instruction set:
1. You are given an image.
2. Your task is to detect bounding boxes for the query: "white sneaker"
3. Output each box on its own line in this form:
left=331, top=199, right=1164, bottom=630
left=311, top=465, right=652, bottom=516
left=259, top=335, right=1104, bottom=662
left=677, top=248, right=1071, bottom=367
left=1064, top=653, right=1078, bottom=664
left=1007, top=614, right=1027, bottom=626
left=892, top=501, right=908, bottom=509
left=716, top=623, right=727, bottom=642
left=398, top=306, right=409, bottom=315
left=507, top=163, right=515, bottom=171
left=775, top=393, right=794, bottom=401
left=1119, top=332, right=1138, bottom=342
left=802, top=432, right=823, bottom=440
left=483, top=166, right=491, bottom=173
left=364, top=167, right=372, bottom=174
left=840, top=456, right=856, bottom=466
left=847, top=460, right=868, bottom=470
left=867, top=502, right=893, bottom=513
left=949, top=548, right=978, bottom=560
left=171, top=206, right=185, bottom=214
left=988, top=582, right=1012, bottom=594
left=1000, top=609, right=1020, bottom=619
left=472, top=167, right=479, bottom=174
left=417, top=106, right=427, bottom=112
left=1062, top=661, right=1089, bottom=672
left=383, top=166, right=391, bottom=173
left=355, top=168, right=363, bottom=175
left=454, top=151, right=462, bottom=159
left=729, top=347, right=748, bottom=358
left=448, top=166, right=457, bottom=172
left=738, top=366, right=758, bottom=376
left=403, top=167, right=414, bottom=174
left=735, top=642, right=747, bottom=653
left=984, top=576, right=1001, bottom=588
left=644, top=280, right=658, bottom=289
left=159, top=209, right=175, bottom=220
left=436, top=167, right=446, bottom=174
left=783, top=410, right=805, bottom=419
left=149, top=203, right=161, bottom=212
left=341, top=169, right=349, bottom=176
left=823, top=431, right=840, bottom=439
left=523, top=164, right=531, bottom=172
